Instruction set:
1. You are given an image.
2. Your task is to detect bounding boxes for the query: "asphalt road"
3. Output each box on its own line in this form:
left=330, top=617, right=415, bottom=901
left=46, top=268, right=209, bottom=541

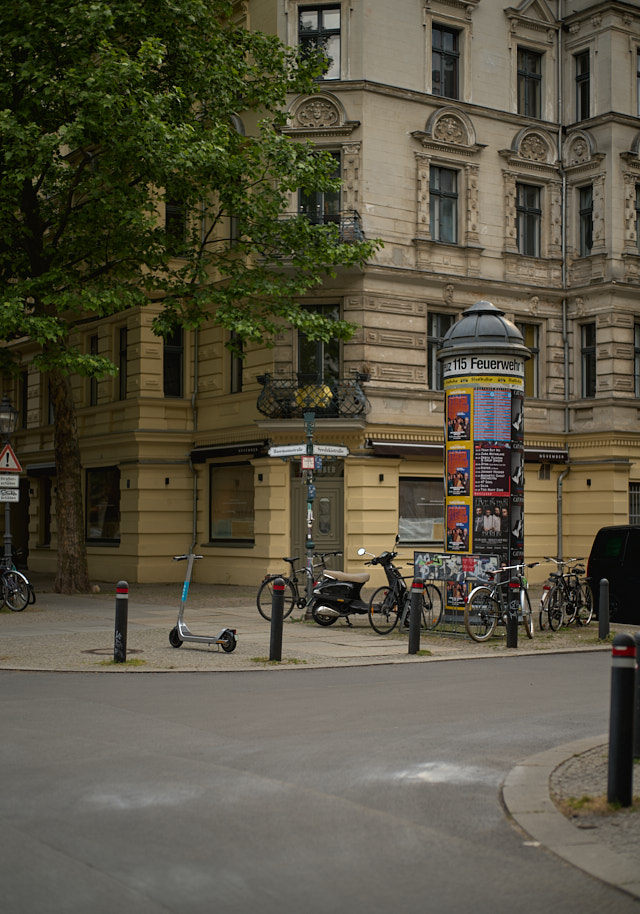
left=0, top=652, right=635, bottom=914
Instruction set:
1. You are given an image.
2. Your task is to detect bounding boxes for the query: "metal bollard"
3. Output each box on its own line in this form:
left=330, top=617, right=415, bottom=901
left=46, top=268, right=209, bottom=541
left=599, top=578, right=610, bottom=640
left=506, top=582, right=518, bottom=649
left=408, top=578, right=423, bottom=655
left=635, top=633, right=640, bottom=760
left=269, top=577, right=285, bottom=662
left=114, top=580, right=128, bottom=663
left=607, top=633, right=636, bottom=807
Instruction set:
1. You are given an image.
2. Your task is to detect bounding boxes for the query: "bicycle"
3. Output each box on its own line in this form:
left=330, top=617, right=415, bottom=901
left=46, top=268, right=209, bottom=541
left=366, top=557, right=443, bottom=636
left=0, top=553, right=33, bottom=612
left=256, top=551, right=343, bottom=621
left=539, top=557, right=593, bottom=630
left=464, top=562, right=538, bottom=642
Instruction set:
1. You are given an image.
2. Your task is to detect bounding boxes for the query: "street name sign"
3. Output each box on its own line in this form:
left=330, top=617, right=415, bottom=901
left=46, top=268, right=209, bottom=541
left=0, top=489, right=19, bottom=503
left=268, top=444, right=307, bottom=457
left=313, top=444, right=350, bottom=457
left=0, top=474, right=19, bottom=488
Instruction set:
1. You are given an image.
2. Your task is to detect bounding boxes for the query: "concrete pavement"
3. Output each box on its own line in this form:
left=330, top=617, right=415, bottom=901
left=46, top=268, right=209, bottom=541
left=1, top=575, right=638, bottom=902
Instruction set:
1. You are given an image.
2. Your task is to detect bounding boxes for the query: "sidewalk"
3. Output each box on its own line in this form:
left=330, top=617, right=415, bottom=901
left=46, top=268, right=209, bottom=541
left=2, top=575, right=639, bottom=901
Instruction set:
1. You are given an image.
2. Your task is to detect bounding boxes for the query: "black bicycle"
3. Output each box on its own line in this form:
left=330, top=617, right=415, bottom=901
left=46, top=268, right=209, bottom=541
left=256, top=552, right=343, bottom=621
left=539, top=557, right=593, bottom=630
left=367, top=556, right=443, bottom=636
left=0, top=553, right=33, bottom=612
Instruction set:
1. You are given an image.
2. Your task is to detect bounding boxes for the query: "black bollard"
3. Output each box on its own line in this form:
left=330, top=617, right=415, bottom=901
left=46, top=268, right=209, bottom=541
left=635, top=633, right=640, bottom=760
left=607, top=633, right=636, bottom=807
left=599, top=578, right=610, bottom=640
left=114, top=580, right=128, bottom=663
left=269, top=577, right=285, bottom=662
left=408, top=578, right=423, bottom=655
left=506, top=581, right=518, bottom=649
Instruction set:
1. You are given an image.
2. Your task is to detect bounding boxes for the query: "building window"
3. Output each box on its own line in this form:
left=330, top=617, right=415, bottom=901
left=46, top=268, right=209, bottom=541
left=630, top=483, right=640, bottom=524
left=581, top=322, right=596, bottom=399
left=427, top=312, right=455, bottom=390
left=89, top=334, right=98, bottom=406
left=39, top=476, right=52, bottom=547
left=298, top=304, right=340, bottom=381
left=516, top=183, right=541, bottom=257
left=299, top=151, right=340, bottom=225
left=209, top=463, right=255, bottom=544
left=517, top=47, right=542, bottom=118
left=399, top=477, right=444, bottom=544
left=163, top=327, right=183, bottom=398
left=635, top=185, right=640, bottom=252
left=575, top=50, right=590, bottom=121
left=579, top=185, right=593, bottom=256
left=635, top=323, right=640, bottom=398
left=430, top=167, right=458, bottom=244
left=637, top=50, right=640, bottom=117
left=118, top=327, right=127, bottom=400
left=20, top=369, right=28, bottom=429
left=299, top=5, right=341, bottom=80
left=86, top=466, right=121, bottom=543
left=432, top=25, right=459, bottom=99
left=516, top=322, right=539, bottom=398
left=165, top=191, right=187, bottom=256
left=230, top=331, right=243, bottom=394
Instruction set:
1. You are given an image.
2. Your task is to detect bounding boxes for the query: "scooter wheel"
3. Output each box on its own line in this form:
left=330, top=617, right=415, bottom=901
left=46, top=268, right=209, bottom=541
left=169, top=627, right=183, bottom=648
left=311, top=604, right=339, bottom=626
left=220, top=630, right=237, bottom=653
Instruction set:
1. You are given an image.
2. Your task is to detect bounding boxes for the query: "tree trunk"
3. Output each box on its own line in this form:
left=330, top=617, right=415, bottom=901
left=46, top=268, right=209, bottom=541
left=49, top=369, right=91, bottom=593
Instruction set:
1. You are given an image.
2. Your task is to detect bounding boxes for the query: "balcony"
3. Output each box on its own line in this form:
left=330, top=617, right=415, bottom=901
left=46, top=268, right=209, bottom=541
left=285, top=209, right=366, bottom=243
left=256, top=373, right=369, bottom=420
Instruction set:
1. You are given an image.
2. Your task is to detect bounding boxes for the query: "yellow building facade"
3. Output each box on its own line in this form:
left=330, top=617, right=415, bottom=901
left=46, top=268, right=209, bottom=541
left=3, top=0, right=640, bottom=588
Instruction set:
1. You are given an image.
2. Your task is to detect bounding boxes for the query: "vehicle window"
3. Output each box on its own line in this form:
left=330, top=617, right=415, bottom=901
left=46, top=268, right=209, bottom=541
left=597, top=531, right=625, bottom=559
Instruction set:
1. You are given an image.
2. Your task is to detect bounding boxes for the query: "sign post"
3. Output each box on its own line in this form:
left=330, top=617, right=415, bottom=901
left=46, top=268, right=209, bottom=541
left=437, top=301, right=530, bottom=645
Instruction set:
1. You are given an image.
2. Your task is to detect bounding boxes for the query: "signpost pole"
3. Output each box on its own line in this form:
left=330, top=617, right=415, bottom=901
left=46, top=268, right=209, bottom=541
left=303, top=411, right=316, bottom=609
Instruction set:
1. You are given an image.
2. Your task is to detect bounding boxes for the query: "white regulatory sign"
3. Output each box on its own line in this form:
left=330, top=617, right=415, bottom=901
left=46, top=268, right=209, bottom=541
left=0, top=489, right=19, bottom=502
left=0, top=474, right=19, bottom=488
left=313, top=444, right=350, bottom=457
left=268, top=444, right=307, bottom=457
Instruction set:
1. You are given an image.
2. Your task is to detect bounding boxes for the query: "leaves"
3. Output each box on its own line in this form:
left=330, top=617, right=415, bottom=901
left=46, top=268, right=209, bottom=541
left=0, top=0, right=379, bottom=373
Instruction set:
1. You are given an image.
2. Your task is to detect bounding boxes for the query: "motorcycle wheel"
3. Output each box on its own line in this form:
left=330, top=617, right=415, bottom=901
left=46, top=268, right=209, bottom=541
left=310, top=602, right=339, bottom=626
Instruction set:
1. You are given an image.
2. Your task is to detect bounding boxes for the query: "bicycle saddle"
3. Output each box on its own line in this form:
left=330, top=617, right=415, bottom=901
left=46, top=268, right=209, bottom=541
left=323, top=570, right=370, bottom=584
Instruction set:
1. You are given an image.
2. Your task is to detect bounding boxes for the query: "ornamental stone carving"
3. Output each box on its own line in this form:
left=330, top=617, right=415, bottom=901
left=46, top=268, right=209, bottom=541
left=296, top=98, right=340, bottom=129
left=520, top=133, right=548, bottom=163
left=433, top=115, right=466, bottom=145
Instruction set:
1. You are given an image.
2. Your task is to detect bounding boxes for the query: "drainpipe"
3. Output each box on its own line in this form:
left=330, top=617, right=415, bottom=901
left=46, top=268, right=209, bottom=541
left=557, top=465, right=570, bottom=560
left=189, top=326, right=199, bottom=554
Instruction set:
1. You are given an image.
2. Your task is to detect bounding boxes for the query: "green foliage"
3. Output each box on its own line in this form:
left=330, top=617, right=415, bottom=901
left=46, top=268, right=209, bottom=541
left=0, top=0, right=379, bottom=376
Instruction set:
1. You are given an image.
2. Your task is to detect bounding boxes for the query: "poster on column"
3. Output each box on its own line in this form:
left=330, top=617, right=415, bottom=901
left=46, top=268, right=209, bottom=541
left=447, top=448, right=471, bottom=497
left=446, top=502, right=470, bottom=553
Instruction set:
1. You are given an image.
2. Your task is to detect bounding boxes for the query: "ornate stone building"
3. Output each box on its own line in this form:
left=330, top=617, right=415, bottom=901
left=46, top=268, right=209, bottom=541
left=3, top=0, right=640, bottom=587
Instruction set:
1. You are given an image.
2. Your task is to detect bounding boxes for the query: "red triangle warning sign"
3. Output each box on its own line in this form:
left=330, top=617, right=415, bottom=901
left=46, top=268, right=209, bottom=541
left=0, top=444, right=22, bottom=472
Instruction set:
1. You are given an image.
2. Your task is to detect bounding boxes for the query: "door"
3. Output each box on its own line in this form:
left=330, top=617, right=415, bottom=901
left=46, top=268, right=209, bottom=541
left=291, top=464, right=343, bottom=571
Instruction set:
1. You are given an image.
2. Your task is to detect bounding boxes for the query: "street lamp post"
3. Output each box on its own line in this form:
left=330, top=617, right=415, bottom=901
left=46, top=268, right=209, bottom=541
left=0, top=394, right=19, bottom=564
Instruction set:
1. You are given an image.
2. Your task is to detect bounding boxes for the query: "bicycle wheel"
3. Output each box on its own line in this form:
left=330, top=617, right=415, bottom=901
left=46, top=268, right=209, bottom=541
left=422, top=584, right=443, bottom=630
left=368, top=586, right=400, bottom=635
left=538, top=588, right=550, bottom=631
left=576, top=582, right=594, bottom=626
left=3, top=571, right=30, bottom=612
left=464, top=588, right=498, bottom=642
left=547, top=586, right=565, bottom=631
left=520, top=589, right=534, bottom=639
left=256, top=578, right=296, bottom=621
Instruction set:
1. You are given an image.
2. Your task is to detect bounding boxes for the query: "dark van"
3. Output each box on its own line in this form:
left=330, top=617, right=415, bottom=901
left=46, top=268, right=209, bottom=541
left=587, top=525, right=640, bottom=622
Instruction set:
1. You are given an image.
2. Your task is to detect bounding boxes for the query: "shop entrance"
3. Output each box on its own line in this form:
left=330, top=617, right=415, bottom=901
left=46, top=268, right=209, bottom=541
left=290, top=461, right=343, bottom=570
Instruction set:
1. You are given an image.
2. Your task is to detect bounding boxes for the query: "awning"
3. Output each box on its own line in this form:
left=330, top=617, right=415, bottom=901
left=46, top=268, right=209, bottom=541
left=190, top=440, right=268, bottom=463
left=369, top=440, right=444, bottom=458
left=524, top=448, right=568, bottom=464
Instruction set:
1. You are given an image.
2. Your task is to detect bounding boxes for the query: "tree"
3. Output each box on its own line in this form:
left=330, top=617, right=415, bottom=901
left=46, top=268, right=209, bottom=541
left=0, top=0, right=378, bottom=593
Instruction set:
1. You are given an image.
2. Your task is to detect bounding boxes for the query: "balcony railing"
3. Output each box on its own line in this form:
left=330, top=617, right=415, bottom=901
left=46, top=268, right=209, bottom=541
left=286, top=209, right=366, bottom=243
left=256, top=372, right=369, bottom=420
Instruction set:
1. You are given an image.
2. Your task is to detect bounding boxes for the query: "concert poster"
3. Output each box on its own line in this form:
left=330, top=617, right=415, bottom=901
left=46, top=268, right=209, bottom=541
left=473, top=443, right=510, bottom=496
left=446, top=392, right=471, bottom=441
left=446, top=503, right=470, bottom=553
left=472, top=495, right=509, bottom=556
left=447, top=448, right=470, bottom=496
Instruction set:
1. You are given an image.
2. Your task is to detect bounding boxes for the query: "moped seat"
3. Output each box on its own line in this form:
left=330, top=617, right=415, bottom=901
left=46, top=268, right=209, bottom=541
left=323, top=570, right=370, bottom=584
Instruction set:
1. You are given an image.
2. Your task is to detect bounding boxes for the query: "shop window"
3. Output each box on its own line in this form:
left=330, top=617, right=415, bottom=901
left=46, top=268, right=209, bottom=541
left=399, top=477, right=444, bottom=545
left=299, top=5, right=341, bottom=80
left=581, top=322, right=596, bottom=399
left=209, top=463, right=255, bottom=544
left=517, top=47, right=542, bottom=118
left=432, top=25, right=460, bottom=100
left=86, top=466, right=121, bottom=543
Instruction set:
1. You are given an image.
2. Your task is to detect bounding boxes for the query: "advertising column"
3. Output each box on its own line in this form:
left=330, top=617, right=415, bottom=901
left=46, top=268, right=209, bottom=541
left=438, top=302, right=530, bottom=591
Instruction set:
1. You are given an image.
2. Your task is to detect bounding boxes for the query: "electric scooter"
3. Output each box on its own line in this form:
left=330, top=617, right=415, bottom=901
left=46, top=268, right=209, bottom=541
left=168, top=553, right=237, bottom=652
